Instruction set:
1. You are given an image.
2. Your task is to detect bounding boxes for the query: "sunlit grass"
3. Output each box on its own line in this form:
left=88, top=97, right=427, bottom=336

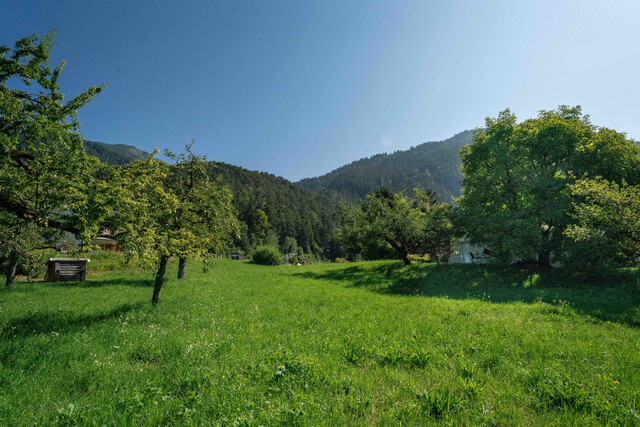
left=1, top=258, right=639, bottom=424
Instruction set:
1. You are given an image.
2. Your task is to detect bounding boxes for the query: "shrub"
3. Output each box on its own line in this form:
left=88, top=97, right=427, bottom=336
left=252, top=246, right=282, bottom=265
left=407, top=254, right=431, bottom=263
left=86, top=251, right=126, bottom=272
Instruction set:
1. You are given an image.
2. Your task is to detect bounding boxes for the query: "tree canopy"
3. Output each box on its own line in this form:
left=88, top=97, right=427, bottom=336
left=341, top=187, right=454, bottom=265
left=109, top=146, right=239, bottom=304
left=457, top=106, right=640, bottom=267
left=564, top=177, right=640, bottom=273
left=0, top=30, right=110, bottom=244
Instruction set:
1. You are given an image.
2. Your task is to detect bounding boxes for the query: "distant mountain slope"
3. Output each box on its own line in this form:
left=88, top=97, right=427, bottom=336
left=85, top=140, right=151, bottom=165
left=298, top=130, right=473, bottom=204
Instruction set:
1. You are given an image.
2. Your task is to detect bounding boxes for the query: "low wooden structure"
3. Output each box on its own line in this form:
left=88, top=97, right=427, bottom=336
left=45, top=258, right=89, bottom=282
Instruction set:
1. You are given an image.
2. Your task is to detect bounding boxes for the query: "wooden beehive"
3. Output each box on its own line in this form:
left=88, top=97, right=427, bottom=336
left=45, top=258, right=89, bottom=282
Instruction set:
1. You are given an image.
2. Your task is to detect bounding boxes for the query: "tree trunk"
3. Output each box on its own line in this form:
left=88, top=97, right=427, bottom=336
left=538, top=228, right=551, bottom=268
left=152, top=255, right=169, bottom=305
left=5, top=250, right=19, bottom=288
left=386, top=238, right=412, bottom=266
left=538, top=250, right=551, bottom=268
left=177, top=257, right=187, bottom=279
left=400, top=249, right=411, bottom=266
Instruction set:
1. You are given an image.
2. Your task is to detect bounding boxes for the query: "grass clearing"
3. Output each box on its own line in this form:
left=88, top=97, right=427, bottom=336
left=1, top=258, right=639, bottom=425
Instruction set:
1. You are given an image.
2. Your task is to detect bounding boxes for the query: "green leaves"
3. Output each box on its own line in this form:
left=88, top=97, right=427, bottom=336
left=343, top=187, right=454, bottom=264
left=111, top=145, right=239, bottom=270
left=457, top=106, right=640, bottom=268
left=0, top=31, right=111, bottom=250
left=564, top=178, right=640, bottom=273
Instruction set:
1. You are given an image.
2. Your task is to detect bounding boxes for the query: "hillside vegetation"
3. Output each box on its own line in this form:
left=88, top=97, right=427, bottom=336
left=83, top=142, right=346, bottom=256
left=82, top=132, right=475, bottom=256
left=299, top=131, right=473, bottom=204
left=85, top=140, right=151, bottom=166
left=206, top=162, right=344, bottom=256
left=1, top=258, right=638, bottom=425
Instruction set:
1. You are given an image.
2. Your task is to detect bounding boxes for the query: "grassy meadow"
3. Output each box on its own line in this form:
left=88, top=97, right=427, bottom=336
left=1, top=256, right=639, bottom=425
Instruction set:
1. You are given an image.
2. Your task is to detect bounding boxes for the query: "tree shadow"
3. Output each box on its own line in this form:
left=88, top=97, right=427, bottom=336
left=294, top=262, right=640, bottom=327
left=0, top=274, right=154, bottom=292
left=1, top=302, right=144, bottom=338
left=48, top=277, right=154, bottom=288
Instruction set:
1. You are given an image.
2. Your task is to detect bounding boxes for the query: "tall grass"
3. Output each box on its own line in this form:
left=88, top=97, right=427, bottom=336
left=1, top=257, right=638, bottom=424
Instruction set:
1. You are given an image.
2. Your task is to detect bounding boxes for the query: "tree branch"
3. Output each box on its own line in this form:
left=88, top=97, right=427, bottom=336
left=0, top=192, right=80, bottom=235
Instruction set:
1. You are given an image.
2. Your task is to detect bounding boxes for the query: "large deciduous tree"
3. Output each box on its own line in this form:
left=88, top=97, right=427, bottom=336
left=457, top=106, right=640, bottom=267
left=111, top=146, right=238, bottom=305
left=342, top=187, right=454, bottom=265
left=0, top=31, right=110, bottom=252
left=564, top=178, right=640, bottom=273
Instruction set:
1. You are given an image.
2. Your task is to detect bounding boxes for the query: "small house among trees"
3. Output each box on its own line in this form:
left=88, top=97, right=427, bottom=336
left=449, top=239, right=489, bottom=263
left=91, top=236, right=121, bottom=252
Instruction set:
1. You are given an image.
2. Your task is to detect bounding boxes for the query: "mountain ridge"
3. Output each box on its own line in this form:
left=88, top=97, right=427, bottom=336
left=85, top=140, right=151, bottom=166
left=298, top=130, right=473, bottom=203
left=84, top=130, right=474, bottom=204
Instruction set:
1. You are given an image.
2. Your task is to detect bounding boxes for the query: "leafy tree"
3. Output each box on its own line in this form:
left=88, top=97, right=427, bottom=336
left=164, top=144, right=239, bottom=279
left=110, top=148, right=238, bottom=305
left=281, top=236, right=298, bottom=254
left=251, top=245, right=282, bottom=265
left=343, top=187, right=454, bottom=265
left=564, top=177, right=640, bottom=274
left=0, top=212, right=49, bottom=286
left=262, top=229, right=279, bottom=247
left=253, top=209, right=270, bottom=239
left=338, top=202, right=396, bottom=261
left=457, top=106, right=640, bottom=267
left=0, top=31, right=110, bottom=247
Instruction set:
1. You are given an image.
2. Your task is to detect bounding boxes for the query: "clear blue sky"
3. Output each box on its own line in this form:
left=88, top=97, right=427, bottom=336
left=4, top=1, right=640, bottom=180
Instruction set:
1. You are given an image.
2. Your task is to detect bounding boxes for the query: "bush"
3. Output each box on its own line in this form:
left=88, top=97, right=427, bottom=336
left=407, top=254, right=431, bottom=263
left=252, top=246, right=282, bottom=265
left=87, top=251, right=126, bottom=272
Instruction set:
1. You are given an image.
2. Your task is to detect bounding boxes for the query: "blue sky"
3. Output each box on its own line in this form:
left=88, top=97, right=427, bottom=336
left=3, top=1, right=640, bottom=180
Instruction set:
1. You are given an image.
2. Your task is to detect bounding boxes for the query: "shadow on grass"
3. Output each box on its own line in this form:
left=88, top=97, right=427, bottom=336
left=1, top=302, right=144, bottom=338
left=0, top=275, right=153, bottom=292
left=54, top=277, right=154, bottom=288
left=294, top=262, right=640, bottom=327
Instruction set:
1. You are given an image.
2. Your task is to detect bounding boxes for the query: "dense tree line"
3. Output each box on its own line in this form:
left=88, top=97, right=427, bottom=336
left=206, top=162, right=345, bottom=258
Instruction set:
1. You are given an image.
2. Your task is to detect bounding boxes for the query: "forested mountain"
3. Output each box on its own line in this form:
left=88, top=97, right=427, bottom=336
left=86, top=140, right=346, bottom=257
left=85, top=140, right=151, bottom=165
left=298, top=130, right=474, bottom=204
left=206, top=162, right=344, bottom=257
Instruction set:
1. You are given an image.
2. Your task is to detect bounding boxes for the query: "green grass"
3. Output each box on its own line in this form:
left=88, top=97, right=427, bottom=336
left=1, top=258, right=639, bottom=425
